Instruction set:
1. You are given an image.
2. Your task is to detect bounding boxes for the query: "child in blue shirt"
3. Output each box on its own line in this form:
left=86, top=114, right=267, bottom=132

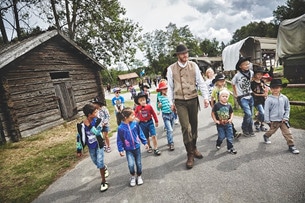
left=112, top=87, right=125, bottom=125
left=117, top=107, right=149, bottom=187
left=76, top=103, right=109, bottom=192
left=156, top=80, right=175, bottom=151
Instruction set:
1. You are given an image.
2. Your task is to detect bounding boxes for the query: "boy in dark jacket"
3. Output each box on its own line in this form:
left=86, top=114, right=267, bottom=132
left=76, top=103, right=109, bottom=192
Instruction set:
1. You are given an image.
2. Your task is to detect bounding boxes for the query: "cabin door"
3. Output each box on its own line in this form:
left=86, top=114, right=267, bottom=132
left=54, top=81, right=77, bottom=120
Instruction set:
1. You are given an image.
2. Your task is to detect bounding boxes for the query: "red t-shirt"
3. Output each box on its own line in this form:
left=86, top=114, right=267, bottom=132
left=134, top=104, right=158, bottom=123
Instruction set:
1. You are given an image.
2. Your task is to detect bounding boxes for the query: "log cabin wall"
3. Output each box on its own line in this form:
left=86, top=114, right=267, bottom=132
left=0, top=34, right=105, bottom=140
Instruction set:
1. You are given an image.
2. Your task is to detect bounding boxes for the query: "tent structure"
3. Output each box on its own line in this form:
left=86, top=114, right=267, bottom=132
left=277, top=14, right=305, bottom=59
left=222, top=37, right=276, bottom=71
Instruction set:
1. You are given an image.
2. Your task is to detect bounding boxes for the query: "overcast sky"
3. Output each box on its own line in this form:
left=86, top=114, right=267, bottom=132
left=119, top=0, right=286, bottom=44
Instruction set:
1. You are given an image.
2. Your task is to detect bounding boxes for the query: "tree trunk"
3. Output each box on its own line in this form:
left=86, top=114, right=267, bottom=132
left=0, top=14, right=9, bottom=44
left=13, top=0, right=21, bottom=41
left=50, top=0, right=61, bottom=30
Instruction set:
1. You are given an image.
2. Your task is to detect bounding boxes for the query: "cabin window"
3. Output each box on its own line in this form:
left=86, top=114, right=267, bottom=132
left=50, top=72, right=70, bottom=79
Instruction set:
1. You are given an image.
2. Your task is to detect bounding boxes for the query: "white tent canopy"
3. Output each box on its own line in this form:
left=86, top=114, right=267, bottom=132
left=222, top=37, right=262, bottom=71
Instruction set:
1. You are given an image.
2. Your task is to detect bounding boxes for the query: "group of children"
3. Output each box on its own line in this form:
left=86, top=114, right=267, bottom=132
left=76, top=58, right=299, bottom=192
left=205, top=57, right=299, bottom=156
left=75, top=80, right=176, bottom=191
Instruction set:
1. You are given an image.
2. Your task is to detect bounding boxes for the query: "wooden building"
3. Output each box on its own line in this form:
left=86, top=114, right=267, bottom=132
left=117, top=72, right=139, bottom=87
left=0, top=30, right=105, bottom=143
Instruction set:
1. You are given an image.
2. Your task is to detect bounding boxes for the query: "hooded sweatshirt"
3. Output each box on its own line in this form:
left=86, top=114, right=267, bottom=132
left=117, top=121, right=147, bottom=152
left=264, top=93, right=290, bottom=123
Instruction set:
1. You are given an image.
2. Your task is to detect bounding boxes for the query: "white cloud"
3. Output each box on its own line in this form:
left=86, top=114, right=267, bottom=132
left=120, top=0, right=286, bottom=45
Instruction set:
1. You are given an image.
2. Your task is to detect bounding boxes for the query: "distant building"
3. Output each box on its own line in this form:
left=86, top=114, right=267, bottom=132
left=117, top=72, right=139, bottom=87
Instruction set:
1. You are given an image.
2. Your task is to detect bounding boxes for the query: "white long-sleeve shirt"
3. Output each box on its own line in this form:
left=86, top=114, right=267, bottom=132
left=166, top=61, right=208, bottom=105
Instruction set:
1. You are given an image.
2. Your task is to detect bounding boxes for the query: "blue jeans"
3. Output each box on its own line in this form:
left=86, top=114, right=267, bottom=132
left=238, top=96, right=254, bottom=133
left=89, top=147, right=105, bottom=169
left=216, top=123, right=234, bottom=150
left=126, top=147, right=142, bottom=176
left=162, top=112, right=175, bottom=144
left=255, top=104, right=264, bottom=122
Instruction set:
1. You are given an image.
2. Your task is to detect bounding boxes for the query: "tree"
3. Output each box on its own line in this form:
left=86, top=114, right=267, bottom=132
left=273, top=0, right=305, bottom=24
left=0, top=0, right=36, bottom=44
left=43, top=0, right=142, bottom=67
left=141, top=23, right=203, bottom=74
left=231, top=21, right=278, bottom=43
left=199, top=38, right=221, bottom=57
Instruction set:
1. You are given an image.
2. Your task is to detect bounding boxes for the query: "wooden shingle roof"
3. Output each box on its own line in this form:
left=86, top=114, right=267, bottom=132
left=117, top=72, right=139, bottom=80
left=0, top=30, right=105, bottom=70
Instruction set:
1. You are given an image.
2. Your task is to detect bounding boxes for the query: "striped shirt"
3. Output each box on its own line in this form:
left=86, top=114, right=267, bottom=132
left=157, top=93, right=172, bottom=114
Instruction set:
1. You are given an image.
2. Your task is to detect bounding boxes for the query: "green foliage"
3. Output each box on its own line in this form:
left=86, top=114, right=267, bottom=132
left=273, top=0, right=305, bottom=24
left=231, top=21, right=278, bottom=43
left=141, top=23, right=223, bottom=75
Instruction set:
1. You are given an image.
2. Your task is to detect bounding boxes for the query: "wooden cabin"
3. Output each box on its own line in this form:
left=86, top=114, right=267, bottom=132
left=0, top=30, right=105, bottom=143
left=117, top=72, right=139, bottom=87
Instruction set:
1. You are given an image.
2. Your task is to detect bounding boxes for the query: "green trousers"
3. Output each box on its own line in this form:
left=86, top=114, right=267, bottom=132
left=175, top=97, right=199, bottom=144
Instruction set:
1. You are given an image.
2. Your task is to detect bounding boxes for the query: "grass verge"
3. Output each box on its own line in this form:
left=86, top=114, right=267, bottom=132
left=0, top=99, right=133, bottom=203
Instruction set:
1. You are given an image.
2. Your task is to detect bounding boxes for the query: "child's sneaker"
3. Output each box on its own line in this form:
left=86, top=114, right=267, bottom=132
left=260, top=124, right=268, bottom=132
left=227, top=148, right=237, bottom=154
left=137, top=176, right=143, bottom=185
left=100, top=182, right=108, bottom=192
left=254, top=121, right=260, bottom=131
left=289, top=146, right=300, bottom=154
left=154, top=149, right=161, bottom=156
left=104, top=165, right=109, bottom=178
left=106, top=147, right=111, bottom=153
left=169, top=143, right=175, bottom=151
left=175, top=119, right=179, bottom=125
left=234, top=132, right=242, bottom=139
left=130, top=176, right=136, bottom=187
left=263, top=134, right=271, bottom=144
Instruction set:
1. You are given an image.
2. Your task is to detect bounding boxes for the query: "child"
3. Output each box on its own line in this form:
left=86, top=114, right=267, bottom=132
left=211, top=89, right=237, bottom=154
left=140, top=83, right=151, bottom=104
left=205, top=67, right=215, bottom=106
left=116, top=107, right=149, bottom=186
left=90, top=96, right=112, bottom=153
left=211, top=73, right=242, bottom=139
left=263, top=79, right=299, bottom=154
left=232, top=57, right=255, bottom=136
left=76, top=103, right=109, bottom=192
left=156, top=80, right=175, bottom=151
left=112, top=87, right=125, bottom=125
left=134, top=92, right=161, bottom=155
left=251, top=66, right=269, bottom=132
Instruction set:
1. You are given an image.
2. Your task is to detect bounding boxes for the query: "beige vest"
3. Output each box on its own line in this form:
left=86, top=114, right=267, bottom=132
left=170, top=61, right=198, bottom=100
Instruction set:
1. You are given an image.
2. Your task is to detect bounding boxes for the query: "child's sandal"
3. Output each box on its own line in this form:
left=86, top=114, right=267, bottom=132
left=147, top=147, right=153, bottom=153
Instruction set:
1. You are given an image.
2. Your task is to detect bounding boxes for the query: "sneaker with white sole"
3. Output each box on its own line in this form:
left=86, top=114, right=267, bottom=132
left=130, top=176, right=136, bottom=187
left=137, top=176, right=143, bottom=185
left=100, top=182, right=108, bottom=192
left=289, top=146, right=300, bottom=154
left=216, top=145, right=221, bottom=150
left=263, top=135, right=271, bottom=144
left=227, top=148, right=237, bottom=154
